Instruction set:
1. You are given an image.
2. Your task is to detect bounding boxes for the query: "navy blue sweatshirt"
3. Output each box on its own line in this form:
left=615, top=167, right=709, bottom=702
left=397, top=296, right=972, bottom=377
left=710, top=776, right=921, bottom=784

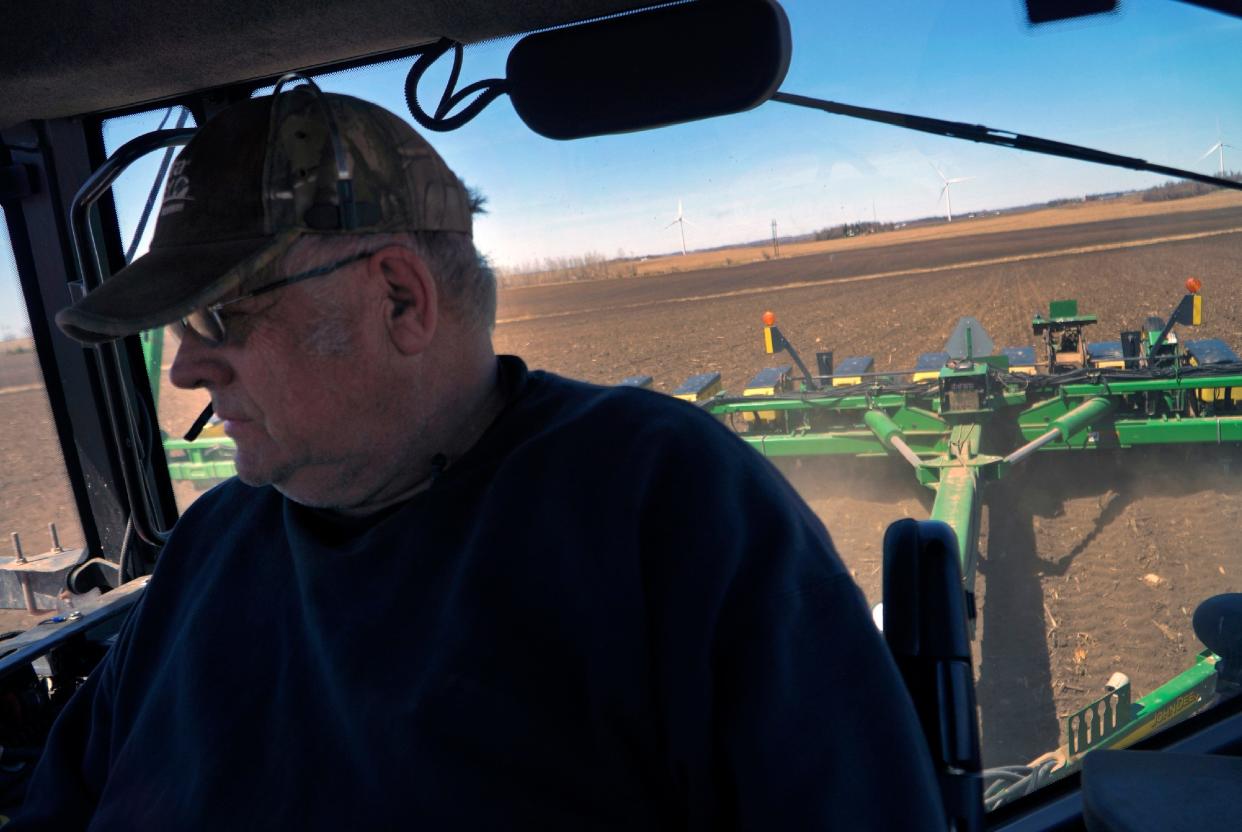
left=14, top=357, right=943, bottom=830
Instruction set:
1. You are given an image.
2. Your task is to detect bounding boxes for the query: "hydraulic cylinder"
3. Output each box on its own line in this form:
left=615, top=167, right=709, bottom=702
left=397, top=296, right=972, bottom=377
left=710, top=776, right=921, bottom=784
left=1004, top=396, right=1115, bottom=465
left=864, top=409, right=923, bottom=468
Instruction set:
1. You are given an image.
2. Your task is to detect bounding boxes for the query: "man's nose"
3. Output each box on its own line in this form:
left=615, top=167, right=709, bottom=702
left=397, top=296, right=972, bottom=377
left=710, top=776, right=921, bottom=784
left=169, top=326, right=234, bottom=390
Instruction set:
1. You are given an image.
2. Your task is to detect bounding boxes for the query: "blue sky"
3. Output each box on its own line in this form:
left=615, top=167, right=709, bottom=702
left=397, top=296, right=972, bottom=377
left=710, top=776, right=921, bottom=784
left=3, top=0, right=1240, bottom=337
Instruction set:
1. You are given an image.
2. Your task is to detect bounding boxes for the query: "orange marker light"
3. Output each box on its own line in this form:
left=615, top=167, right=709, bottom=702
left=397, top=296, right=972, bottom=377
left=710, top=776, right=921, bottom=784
left=1186, top=277, right=1202, bottom=294
left=762, top=310, right=777, bottom=327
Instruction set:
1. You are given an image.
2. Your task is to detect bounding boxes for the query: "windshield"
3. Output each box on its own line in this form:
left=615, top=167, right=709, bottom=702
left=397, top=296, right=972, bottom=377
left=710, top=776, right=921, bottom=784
left=107, top=0, right=1242, bottom=811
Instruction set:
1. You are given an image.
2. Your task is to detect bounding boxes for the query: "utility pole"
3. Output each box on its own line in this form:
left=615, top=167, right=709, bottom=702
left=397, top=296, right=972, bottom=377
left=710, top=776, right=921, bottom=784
left=771, top=219, right=780, bottom=257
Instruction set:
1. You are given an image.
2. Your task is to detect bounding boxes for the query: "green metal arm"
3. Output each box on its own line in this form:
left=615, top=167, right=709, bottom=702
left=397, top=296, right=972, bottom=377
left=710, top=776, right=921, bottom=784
left=987, top=651, right=1225, bottom=810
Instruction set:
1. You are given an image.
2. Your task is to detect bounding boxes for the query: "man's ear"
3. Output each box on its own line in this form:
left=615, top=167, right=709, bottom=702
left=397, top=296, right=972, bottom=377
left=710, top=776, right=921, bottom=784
left=368, top=245, right=438, bottom=355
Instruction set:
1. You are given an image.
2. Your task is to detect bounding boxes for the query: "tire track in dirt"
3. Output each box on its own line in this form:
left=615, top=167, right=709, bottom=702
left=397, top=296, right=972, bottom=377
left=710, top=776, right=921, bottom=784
left=0, top=384, right=45, bottom=396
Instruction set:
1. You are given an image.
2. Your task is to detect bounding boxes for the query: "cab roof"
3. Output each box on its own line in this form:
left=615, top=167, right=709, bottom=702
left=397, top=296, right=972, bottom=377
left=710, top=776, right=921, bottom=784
left=0, top=0, right=655, bottom=130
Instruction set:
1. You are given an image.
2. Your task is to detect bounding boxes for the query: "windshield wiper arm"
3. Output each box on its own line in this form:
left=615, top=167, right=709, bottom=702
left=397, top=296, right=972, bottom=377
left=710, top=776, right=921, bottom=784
left=772, top=91, right=1242, bottom=192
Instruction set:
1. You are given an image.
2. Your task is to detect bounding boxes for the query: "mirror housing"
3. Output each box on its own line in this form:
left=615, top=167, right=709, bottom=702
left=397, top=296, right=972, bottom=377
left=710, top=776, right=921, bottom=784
left=506, top=0, right=791, bottom=140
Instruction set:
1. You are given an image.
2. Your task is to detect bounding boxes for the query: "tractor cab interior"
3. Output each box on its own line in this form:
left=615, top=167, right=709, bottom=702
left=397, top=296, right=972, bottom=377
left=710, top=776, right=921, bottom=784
left=3, top=1, right=1242, bottom=829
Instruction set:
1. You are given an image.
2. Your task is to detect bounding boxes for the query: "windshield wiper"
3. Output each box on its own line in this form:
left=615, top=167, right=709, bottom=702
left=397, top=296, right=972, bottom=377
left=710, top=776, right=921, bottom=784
left=772, top=91, right=1242, bottom=192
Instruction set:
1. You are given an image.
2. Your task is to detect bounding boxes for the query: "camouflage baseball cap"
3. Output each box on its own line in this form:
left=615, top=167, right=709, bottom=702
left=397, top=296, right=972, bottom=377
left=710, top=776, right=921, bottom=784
left=57, top=86, right=473, bottom=343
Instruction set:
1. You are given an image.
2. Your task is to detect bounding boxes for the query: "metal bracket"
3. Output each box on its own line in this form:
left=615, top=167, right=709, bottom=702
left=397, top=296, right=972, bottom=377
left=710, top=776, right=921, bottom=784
left=0, top=162, right=37, bottom=200
left=1065, top=680, right=1133, bottom=755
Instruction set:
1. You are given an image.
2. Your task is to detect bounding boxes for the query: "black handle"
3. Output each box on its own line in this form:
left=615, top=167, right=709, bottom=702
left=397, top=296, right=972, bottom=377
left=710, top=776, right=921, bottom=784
left=883, top=518, right=984, bottom=832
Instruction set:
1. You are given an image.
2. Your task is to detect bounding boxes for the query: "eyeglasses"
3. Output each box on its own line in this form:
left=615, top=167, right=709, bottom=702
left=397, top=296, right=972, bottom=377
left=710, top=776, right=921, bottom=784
left=178, top=249, right=374, bottom=345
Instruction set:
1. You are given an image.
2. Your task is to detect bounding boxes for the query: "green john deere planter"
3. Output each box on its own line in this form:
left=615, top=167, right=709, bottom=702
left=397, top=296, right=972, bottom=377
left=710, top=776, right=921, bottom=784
left=657, top=278, right=1241, bottom=809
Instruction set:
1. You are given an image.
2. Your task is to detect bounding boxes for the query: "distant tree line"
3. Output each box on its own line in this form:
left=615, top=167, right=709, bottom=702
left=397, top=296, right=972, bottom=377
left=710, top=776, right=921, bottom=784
left=1140, top=171, right=1241, bottom=202
left=810, top=221, right=896, bottom=241
left=496, top=252, right=639, bottom=288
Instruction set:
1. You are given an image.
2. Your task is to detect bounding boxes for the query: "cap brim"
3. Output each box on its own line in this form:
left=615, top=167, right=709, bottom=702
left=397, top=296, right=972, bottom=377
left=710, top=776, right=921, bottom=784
left=55, top=235, right=291, bottom=344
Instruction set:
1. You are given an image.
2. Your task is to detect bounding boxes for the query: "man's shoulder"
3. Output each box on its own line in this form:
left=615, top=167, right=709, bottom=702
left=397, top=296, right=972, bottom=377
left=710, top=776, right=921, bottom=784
left=475, top=359, right=817, bottom=531
left=523, top=367, right=736, bottom=443
left=517, top=368, right=852, bottom=601
left=508, top=366, right=795, bottom=497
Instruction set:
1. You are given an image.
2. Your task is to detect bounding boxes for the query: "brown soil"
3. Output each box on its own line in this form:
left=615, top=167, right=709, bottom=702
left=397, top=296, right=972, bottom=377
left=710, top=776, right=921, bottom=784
left=0, top=386, right=84, bottom=557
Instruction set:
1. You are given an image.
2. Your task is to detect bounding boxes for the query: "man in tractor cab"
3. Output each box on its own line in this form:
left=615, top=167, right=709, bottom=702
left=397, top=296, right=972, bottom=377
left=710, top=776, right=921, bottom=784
left=13, top=87, right=943, bottom=830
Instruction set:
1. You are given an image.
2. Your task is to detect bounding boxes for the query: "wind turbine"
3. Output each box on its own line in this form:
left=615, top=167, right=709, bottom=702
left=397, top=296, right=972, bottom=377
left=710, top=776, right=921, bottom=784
left=1200, top=122, right=1233, bottom=177
left=665, top=199, right=693, bottom=255
left=931, top=162, right=974, bottom=222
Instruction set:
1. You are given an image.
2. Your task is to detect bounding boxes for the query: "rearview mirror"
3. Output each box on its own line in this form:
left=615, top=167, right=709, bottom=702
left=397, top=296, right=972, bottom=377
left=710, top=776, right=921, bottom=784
left=505, top=0, right=791, bottom=140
